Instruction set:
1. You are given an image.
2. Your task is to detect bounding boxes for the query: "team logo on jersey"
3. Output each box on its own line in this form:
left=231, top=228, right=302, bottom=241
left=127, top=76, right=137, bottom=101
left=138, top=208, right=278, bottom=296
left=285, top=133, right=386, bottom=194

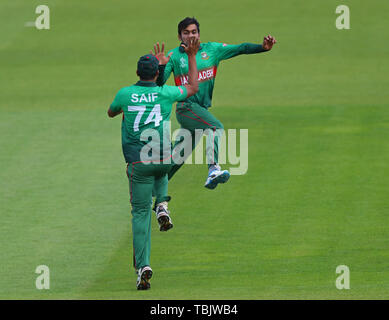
left=180, top=57, right=187, bottom=68
left=201, top=52, right=209, bottom=60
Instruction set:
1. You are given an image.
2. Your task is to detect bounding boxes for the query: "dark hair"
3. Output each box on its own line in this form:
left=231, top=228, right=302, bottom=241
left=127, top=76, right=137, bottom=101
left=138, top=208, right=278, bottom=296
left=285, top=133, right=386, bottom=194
left=137, top=54, right=159, bottom=80
left=138, top=70, right=157, bottom=80
left=178, top=17, right=200, bottom=36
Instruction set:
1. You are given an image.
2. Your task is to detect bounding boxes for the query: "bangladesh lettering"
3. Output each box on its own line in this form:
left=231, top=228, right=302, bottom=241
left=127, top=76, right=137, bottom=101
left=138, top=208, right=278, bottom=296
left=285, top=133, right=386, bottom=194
left=175, top=67, right=217, bottom=85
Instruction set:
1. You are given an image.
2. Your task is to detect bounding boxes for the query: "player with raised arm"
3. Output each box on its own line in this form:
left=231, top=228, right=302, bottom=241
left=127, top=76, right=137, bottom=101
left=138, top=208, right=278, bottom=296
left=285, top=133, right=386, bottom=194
left=153, top=17, right=277, bottom=189
left=108, top=38, right=199, bottom=290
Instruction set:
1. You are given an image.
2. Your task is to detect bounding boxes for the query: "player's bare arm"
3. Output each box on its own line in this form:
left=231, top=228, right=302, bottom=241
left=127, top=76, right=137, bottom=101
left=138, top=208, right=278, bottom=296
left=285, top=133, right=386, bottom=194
left=151, top=42, right=173, bottom=65
left=262, top=34, right=277, bottom=51
left=182, top=37, right=200, bottom=97
left=107, top=108, right=122, bottom=118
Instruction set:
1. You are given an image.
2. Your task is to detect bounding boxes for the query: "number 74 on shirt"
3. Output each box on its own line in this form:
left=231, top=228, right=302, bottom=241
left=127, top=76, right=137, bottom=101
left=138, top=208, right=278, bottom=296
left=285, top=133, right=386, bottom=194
left=128, top=105, right=163, bottom=132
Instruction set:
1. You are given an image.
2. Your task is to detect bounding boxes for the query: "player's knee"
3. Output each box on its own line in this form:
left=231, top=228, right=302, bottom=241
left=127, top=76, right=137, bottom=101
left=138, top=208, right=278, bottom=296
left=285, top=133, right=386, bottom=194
left=210, top=123, right=224, bottom=135
left=212, top=120, right=224, bottom=131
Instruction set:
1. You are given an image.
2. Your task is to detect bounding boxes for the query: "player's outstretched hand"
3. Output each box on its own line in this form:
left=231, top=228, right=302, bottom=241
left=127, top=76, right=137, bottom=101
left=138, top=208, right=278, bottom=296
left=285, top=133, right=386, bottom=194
left=262, top=35, right=277, bottom=50
left=181, top=38, right=200, bottom=56
left=150, top=42, right=173, bottom=65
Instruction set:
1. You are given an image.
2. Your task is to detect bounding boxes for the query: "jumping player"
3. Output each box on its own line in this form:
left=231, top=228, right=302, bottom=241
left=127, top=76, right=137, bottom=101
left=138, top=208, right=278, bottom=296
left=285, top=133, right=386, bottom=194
left=152, top=17, right=277, bottom=189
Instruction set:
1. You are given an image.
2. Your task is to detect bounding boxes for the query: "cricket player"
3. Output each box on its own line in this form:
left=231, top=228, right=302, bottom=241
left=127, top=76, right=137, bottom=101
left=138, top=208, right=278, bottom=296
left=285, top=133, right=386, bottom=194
left=153, top=17, right=277, bottom=189
left=108, top=38, right=199, bottom=290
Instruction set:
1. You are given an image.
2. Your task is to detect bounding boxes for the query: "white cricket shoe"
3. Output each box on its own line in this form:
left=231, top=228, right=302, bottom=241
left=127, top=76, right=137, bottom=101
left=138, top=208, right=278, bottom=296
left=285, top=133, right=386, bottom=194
left=136, top=266, right=153, bottom=290
left=156, top=202, right=173, bottom=232
left=204, top=165, right=230, bottom=189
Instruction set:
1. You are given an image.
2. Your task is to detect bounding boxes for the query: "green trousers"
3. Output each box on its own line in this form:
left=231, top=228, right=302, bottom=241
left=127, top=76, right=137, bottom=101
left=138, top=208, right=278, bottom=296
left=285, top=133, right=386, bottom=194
left=127, top=161, right=172, bottom=270
left=169, top=102, right=224, bottom=180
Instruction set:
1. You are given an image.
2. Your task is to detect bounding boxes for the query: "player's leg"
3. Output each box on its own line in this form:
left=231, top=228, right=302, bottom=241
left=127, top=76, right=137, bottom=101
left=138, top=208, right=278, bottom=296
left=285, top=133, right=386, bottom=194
left=171, top=103, right=222, bottom=179
left=153, top=169, right=173, bottom=231
left=168, top=127, right=202, bottom=180
left=128, top=163, right=154, bottom=289
left=173, top=103, right=230, bottom=189
left=180, top=104, right=230, bottom=189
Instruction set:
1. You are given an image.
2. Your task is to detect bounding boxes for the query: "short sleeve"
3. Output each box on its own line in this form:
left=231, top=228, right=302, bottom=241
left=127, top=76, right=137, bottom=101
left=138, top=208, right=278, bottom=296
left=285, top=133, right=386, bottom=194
left=109, top=88, right=125, bottom=113
left=165, top=85, right=188, bottom=102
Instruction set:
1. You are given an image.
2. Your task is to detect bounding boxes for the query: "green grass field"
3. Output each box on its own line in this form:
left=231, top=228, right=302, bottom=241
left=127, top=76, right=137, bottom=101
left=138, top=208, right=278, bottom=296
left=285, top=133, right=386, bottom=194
left=1, top=0, right=389, bottom=299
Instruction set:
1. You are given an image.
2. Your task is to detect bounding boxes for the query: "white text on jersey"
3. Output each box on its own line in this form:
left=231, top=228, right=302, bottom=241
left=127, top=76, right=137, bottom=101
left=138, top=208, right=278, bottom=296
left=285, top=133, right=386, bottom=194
left=131, top=93, right=158, bottom=103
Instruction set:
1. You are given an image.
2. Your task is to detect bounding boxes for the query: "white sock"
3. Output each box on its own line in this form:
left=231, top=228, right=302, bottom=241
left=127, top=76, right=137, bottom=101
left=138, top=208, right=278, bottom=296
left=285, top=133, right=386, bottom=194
left=156, top=201, right=168, bottom=210
left=208, top=164, right=220, bottom=174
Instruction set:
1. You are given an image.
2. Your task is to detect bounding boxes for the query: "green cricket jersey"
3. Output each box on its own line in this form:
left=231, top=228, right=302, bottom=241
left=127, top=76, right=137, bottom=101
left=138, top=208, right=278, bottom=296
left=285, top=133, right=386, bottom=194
left=110, top=81, right=188, bottom=163
left=157, top=42, right=267, bottom=108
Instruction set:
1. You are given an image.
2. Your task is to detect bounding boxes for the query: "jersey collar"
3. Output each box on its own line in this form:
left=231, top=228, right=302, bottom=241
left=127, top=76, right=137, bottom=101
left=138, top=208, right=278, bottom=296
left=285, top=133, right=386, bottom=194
left=135, top=81, right=157, bottom=87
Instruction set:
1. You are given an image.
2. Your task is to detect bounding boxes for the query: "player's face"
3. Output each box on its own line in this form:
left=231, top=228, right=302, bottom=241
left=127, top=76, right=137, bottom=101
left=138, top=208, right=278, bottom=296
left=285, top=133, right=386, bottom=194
left=179, top=24, right=200, bottom=45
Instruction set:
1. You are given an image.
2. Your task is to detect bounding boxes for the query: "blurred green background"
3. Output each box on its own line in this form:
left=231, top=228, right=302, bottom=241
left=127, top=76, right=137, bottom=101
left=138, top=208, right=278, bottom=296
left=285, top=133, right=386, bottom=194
left=0, top=0, right=388, bottom=299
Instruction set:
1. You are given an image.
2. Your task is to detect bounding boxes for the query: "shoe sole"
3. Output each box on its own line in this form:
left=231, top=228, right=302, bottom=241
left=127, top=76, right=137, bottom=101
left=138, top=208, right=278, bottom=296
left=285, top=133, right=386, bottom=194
left=158, top=215, right=173, bottom=232
left=204, top=171, right=230, bottom=190
left=137, top=269, right=153, bottom=290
